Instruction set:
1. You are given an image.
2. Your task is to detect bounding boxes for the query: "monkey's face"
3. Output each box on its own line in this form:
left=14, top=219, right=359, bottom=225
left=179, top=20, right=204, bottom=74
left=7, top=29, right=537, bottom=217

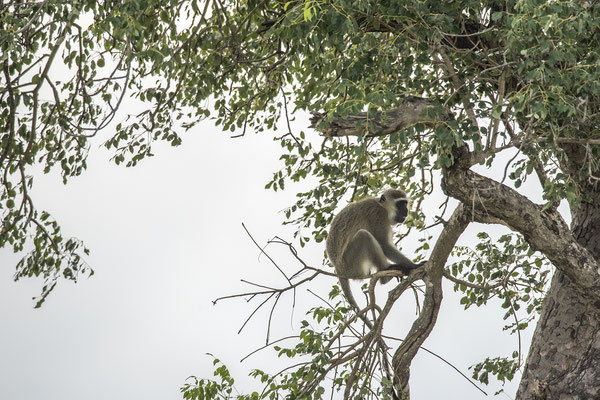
left=393, top=199, right=408, bottom=224
left=380, top=190, right=409, bottom=224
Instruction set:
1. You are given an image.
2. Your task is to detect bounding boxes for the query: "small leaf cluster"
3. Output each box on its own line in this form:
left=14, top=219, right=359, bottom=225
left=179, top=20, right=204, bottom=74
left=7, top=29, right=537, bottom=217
left=181, top=356, right=254, bottom=400
left=470, top=354, right=519, bottom=386
left=13, top=211, right=92, bottom=308
left=450, top=232, right=550, bottom=322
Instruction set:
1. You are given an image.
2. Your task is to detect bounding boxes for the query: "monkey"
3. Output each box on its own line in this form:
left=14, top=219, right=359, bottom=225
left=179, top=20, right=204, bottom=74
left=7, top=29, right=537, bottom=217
left=326, top=189, right=426, bottom=325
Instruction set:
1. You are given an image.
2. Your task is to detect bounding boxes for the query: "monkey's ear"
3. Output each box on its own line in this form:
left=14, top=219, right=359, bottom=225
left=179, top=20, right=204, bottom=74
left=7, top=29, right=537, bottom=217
left=379, top=195, right=386, bottom=203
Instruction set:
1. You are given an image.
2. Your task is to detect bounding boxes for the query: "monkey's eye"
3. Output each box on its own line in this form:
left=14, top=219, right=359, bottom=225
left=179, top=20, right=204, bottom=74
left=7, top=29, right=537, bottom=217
left=380, top=195, right=386, bottom=202
left=396, top=200, right=408, bottom=212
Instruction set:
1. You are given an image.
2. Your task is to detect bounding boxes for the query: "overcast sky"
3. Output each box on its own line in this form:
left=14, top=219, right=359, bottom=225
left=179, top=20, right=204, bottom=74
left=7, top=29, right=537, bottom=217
left=0, top=114, right=543, bottom=399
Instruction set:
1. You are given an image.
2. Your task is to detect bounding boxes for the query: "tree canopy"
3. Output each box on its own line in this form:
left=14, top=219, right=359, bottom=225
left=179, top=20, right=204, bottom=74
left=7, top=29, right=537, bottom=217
left=2, top=0, right=600, bottom=398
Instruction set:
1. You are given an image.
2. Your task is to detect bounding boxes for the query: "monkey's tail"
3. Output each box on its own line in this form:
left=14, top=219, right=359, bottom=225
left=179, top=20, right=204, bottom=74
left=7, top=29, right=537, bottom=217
left=339, top=278, right=374, bottom=329
left=339, top=279, right=400, bottom=399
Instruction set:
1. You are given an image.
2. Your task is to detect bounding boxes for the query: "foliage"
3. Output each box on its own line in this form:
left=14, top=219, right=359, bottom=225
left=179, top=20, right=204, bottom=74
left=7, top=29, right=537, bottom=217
left=182, top=289, right=398, bottom=400
left=2, top=0, right=600, bottom=395
left=447, top=232, right=551, bottom=384
left=450, top=232, right=550, bottom=325
left=181, top=356, right=244, bottom=400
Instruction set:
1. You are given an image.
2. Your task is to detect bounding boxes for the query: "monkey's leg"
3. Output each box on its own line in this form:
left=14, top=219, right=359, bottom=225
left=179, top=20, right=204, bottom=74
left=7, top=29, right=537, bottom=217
left=343, top=229, right=394, bottom=284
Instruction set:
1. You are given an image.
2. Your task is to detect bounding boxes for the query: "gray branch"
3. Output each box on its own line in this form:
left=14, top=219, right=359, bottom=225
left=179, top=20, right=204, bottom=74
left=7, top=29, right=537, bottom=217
left=388, top=204, right=470, bottom=394
left=309, top=96, right=453, bottom=137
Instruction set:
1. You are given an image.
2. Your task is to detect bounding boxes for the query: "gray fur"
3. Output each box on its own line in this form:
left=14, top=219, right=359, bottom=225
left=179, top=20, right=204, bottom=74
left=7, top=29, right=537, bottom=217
left=326, top=189, right=425, bottom=323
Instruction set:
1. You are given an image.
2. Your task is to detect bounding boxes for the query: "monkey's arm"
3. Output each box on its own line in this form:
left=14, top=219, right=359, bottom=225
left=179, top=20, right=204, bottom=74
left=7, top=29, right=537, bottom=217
left=381, top=242, right=424, bottom=271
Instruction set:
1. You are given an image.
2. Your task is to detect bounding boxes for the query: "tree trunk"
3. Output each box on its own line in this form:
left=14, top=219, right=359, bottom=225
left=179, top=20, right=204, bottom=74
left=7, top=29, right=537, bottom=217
left=517, top=200, right=600, bottom=399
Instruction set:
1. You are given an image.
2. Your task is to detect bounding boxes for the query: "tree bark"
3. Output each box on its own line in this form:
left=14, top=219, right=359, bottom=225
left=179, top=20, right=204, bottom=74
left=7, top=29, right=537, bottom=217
left=389, top=204, right=470, bottom=395
left=516, top=199, right=600, bottom=399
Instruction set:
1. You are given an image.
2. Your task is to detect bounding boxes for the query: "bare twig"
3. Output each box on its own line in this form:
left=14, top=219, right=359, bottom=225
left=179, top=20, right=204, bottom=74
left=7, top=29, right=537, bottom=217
left=242, top=223, right=293, bottom=287
left=442, top=270, right=504, bottom=291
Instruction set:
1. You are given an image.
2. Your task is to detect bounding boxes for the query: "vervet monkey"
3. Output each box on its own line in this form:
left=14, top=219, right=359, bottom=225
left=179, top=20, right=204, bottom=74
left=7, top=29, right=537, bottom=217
left=326, top=189, right=426, bottom=321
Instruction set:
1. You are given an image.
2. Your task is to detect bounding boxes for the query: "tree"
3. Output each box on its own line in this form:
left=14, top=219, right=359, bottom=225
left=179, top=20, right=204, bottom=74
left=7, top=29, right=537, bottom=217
left=2, top=0, right=599, bottom=398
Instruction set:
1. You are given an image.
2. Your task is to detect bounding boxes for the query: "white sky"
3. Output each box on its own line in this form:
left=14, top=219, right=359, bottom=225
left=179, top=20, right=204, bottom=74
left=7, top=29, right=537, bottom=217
left=0, top=115, right=539, bottom=399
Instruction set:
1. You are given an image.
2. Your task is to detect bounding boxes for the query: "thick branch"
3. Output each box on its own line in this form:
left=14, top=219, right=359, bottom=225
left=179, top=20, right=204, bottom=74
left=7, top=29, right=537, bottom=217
left=442, top=147, right=600, bottom=296
left=387, top=204, right=470, bottom=394
left=309, top=96, right=453, bottom=137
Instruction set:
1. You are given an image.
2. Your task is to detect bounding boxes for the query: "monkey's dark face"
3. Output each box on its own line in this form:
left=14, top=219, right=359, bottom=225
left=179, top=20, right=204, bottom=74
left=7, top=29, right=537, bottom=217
left=393, top=199, right=408, bottom=224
